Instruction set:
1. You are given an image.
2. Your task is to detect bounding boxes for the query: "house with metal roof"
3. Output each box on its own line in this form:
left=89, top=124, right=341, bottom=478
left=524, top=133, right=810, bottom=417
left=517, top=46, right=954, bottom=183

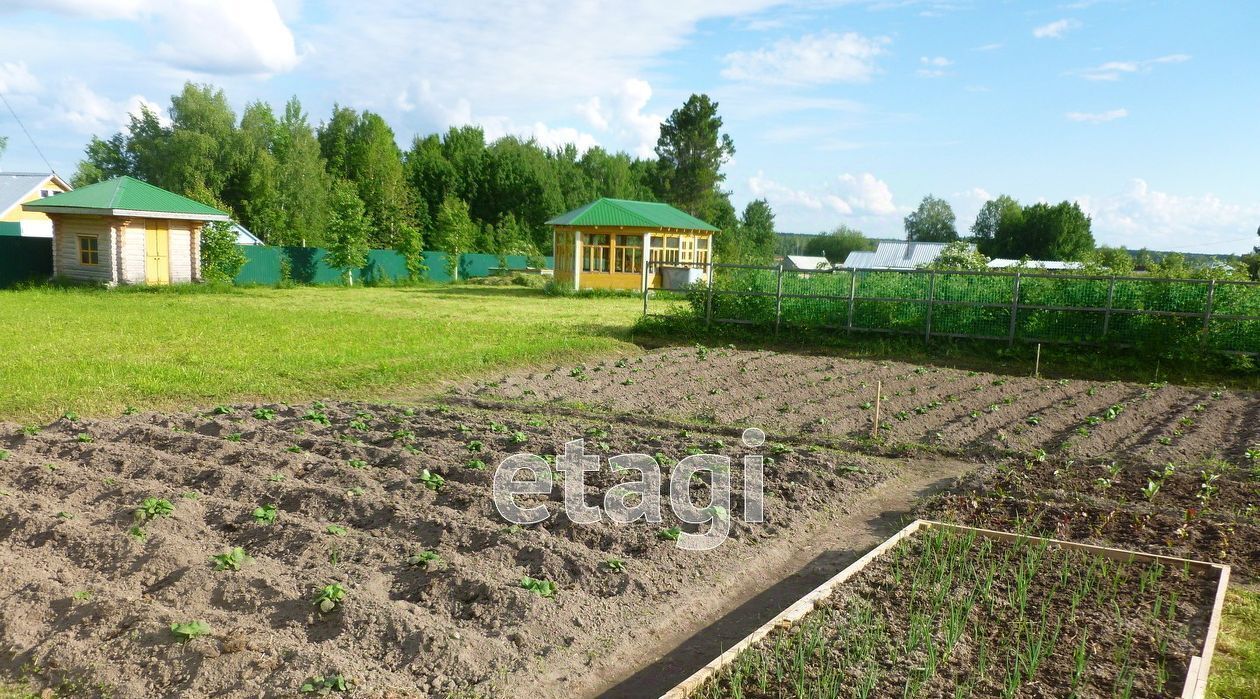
left=987, top=258, right=1085, bottom=270
left=23, top=176, right=229, bottom=285
left=783, top=255, right=834, bottom=272
left=547, top=198, right=719, bottom=291
left=842, top=241, right=953, bottom=269
left=0, top=172, right=72, bottom=238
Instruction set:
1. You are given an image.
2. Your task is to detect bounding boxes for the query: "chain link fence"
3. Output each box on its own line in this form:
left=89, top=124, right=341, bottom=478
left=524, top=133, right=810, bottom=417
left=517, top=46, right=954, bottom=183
left=643, top=261, right=1260, bottom=355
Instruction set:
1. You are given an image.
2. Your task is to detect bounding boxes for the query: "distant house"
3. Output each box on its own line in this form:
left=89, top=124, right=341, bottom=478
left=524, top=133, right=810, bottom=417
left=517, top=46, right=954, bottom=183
left=233, top=222, right=264, bottom=245
left=842, top=241, right=951, bottom=269
left=23, top=176, right=229, bottom=285
left=987, top=258, right=1085, bottom=271
left=0, top=172, right=72, bottom=238
left=783, top=255, right=834, bottom=272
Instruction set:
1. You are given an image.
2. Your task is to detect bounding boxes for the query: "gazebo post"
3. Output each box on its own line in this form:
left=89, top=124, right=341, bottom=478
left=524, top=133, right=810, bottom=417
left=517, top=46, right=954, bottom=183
left=641, top=231, right=653, bottom=294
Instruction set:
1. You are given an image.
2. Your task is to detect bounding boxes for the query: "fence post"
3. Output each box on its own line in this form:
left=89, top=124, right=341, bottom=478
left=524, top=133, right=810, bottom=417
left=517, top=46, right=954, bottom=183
left=1102, top=276, right=1116, bottom=339
left=774, top=264, right=785, bottom=336
left=1007, top=272, right=1022, bottom=348
left=642, top=260, right=650, bottom=316
left=925, top=271, right=937, bottom=343
left=1201, top=278, right=1217, bottom=348
left=704, top=260, right=715, bottom=327
left=846, top=270, right=857, bottom=333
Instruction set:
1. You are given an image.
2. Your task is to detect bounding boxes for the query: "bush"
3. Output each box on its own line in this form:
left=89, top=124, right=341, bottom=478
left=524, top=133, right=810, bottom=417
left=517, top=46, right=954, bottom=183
left=200, top=221, right=247, bottom=283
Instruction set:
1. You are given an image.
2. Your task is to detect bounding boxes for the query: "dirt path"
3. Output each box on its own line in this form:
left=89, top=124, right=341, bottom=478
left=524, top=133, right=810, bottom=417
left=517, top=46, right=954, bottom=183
left=528, top=456, right=978, bottom=699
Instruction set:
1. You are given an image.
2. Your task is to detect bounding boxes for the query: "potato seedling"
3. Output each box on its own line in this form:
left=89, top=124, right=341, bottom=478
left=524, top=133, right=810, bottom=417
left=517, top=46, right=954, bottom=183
left=326, top=524, right=348, bottom=536
left=300, top=675, right=352, bottom=694
left=302, top=410, right=330, bottom=426
left=57, top=511, right=73, bottom=520
left=407, top=550, right=443, bottom=568
left=286, top=445, right=303, bottom=453
left=510, top=431, right=529, bottom=445
left=62, top=411, right=79, bottom=422
left=466, top=440, right=484, bottom=453
left=465, top=459, right=487, bottom=470
left=226, top=432, right=243, bottom=442
left=347, top=458, right=367, bottom=469
left=212, top=547, right=250, bottom=571
left=658, top=526, right=682, bottom=541
left=169, top=620, right=210, bottom=642
left=252, top=408, right=276, bottom=420
left=211, top=405, right=233, bottom=415
left=520, top=576, right=557, bottom=598
left=127, top=525, right=146, bottom=540
left=75, top=433, right=93, bottom=443
left=417, top=469, right=446, bottom=490
left=134, top=497, right=174, bottom=522
left=252, top=504, right=278, bottom=524
left=314, top=583, right=347, bottom=613
left=604, top=558, right=627, bottom=573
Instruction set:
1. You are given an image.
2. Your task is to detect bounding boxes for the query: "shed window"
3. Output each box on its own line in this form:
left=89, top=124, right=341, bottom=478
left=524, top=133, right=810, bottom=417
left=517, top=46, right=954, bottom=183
left=614, top=234, right=642, bottom=273
left=582, top=234, right=610, bottom=273
left=78, top=236, right=99, bottom=265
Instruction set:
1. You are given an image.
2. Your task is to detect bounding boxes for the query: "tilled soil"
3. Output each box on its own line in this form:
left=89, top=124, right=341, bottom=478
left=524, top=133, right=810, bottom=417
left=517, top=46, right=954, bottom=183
left=0, top=400, right=905, bottom=699
left=463, top=347, right=1260, bottom=467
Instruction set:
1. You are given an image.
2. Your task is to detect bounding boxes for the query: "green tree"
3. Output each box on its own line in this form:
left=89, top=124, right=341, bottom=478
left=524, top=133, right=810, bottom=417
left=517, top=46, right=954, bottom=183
left=1085, top=246, right=1136, bottom=275
left=273, top=97, right=330, bottom=246
left=804, top=225, right=875, bottom=263
left=226, top=101, right=283, bottom=240
left=324, top=180, right=371, bottom=285
left=1010, top=201, right=1095, bottom=261
left=199, top=221, right=247, bottom=283
left=971, top=194, right=1022, bottom=256
left=348, top=112, right=410, bottom=247
left=1242, top=225, right=1260, bottom=280
left=431, top=195, right=476, bottom=280
left=394, top=222, right=426, bottom=282
left=927, top=240, right=989, bottom=270
left=655, top=94, right=734, bottom=221
left=732, top=198, right=777, bottom=262
left=904, top=195, right=958, bottom=242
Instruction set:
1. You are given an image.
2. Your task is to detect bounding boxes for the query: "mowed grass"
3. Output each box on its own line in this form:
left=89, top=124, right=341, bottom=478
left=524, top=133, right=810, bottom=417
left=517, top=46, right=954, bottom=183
left=0, top=285, right=646, bottom=422
left=1209, top=588, right=1260, bottom=699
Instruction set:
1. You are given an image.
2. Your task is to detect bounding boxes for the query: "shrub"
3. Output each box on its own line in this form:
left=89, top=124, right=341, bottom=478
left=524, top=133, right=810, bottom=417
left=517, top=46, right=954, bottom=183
left=200, top=221, right=247, bottom=283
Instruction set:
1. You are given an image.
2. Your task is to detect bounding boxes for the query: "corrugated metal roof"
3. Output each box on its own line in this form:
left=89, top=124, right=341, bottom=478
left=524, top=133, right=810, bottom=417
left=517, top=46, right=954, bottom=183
left=546, top=198, right=719, bottom=232
left=23, top=176, right=229, bottom=219
left=784, top=255, right=833, bottom=270
left=0, top=172, right=59, bottom=216
left=988, top=258, right=1084, bottom=270
left=841, top=251, right=876, bottom=268
left=868, top=241, right=950, bottom=269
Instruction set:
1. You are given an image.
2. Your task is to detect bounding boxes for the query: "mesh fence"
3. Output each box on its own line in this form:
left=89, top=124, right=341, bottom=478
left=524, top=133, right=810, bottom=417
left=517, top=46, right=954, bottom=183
left=677, top=264, right=1260, bottom=354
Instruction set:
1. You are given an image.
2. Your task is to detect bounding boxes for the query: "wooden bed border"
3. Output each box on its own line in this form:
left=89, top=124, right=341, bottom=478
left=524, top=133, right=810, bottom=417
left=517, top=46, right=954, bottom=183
left=658, top=519, right=1231, bottom=699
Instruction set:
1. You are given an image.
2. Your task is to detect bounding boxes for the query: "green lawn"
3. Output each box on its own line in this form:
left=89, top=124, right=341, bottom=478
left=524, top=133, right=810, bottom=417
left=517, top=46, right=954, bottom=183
left=0, top=285, right=644, bottom=422
left=1209, top=588, right=1260, bottom=699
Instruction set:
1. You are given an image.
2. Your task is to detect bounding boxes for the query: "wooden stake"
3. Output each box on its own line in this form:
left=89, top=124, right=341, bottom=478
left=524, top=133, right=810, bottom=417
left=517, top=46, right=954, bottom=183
left=1034, top=343, right=1041, bottom=379
left=871, top=380, right=882, bottom=439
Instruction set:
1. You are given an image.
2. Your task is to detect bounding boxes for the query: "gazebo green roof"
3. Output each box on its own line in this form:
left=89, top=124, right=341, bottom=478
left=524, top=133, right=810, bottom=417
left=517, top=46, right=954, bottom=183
left=547, top=198, right=719, bottom=232
left=22, top=176, right=230, bottom=221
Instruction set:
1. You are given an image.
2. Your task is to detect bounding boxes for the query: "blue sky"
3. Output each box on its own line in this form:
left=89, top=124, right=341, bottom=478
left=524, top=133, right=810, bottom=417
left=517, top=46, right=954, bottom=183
left=1, top=0, right=1257, bottom=252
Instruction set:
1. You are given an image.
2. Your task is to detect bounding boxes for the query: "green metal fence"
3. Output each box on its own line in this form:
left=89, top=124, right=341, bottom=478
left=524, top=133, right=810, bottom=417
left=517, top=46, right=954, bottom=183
left=650, top=262, right=1260, bottom=355
left=0, top=237, right=53, bottom=287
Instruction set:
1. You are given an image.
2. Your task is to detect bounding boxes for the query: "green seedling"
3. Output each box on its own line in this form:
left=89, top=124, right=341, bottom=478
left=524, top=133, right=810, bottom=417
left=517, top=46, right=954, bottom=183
left=302, top=410, right=330, bottom=426
left=510, top=431, right=529, bottom=445
left=127, top=525, right=146, bottom=540
left=604, top=558, right=627, bottom=573
left=169, top=620, right=210, bottom=642
left=134, top=497, right=174, bottom=521
left=392, top=429, right=415, bottom=443
left=325, top=524, right=348, bottom=536
left=252, top=408, right=276, bottom=420
left=211, top=405, right=233, bottom=415
left=407, top=550, right=443, bottom=568
left=268, top=473, right=285, bottom=482
left=286, top=445, right=303, bottom=453
left=75, top=433, right=94, bottom=443
left=72, top=590, right=91, bottom=601
left=0, top=450, right=7, bottom=460
left=21, top=425, right=40, bottom=436
left=314, top=583, right=347, bottom=613
left=346, top=486, right=365, bottom=497
left=658, top=526, right=682, bottom=541
left=181, top=491, right=200, bottom=500
left=122, top=405, right=139, bottom=415
left=252, top=504, right=278, bottom=524
left=348, top=419, right=368, bottom=431
left=418, top=469, right=446, bottom=490
left=347, top=458, right=367, bottom=469
left=212, top=547, right=250, bottom=571
left=300, top=675, right=352, bottom=695
left=520, top=576, right=557, bottom=598
left=465, top=459, right=487, bottom=470
left=62, top=411, right=79, bottom=422
left=466, top=440, right=484, bottom=452
left=226, top=432, right=243, bottom=442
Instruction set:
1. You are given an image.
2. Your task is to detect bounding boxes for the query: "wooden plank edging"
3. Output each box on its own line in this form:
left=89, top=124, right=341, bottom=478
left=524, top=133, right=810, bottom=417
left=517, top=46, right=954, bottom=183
left=657, top=519, right=1231, bottom=699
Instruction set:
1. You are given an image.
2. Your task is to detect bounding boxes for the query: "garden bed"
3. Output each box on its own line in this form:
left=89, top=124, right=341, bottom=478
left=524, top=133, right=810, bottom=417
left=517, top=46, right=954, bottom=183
left=665, top=520, right=1229, bottom=699
left=0, top=400, right=900, bottom=698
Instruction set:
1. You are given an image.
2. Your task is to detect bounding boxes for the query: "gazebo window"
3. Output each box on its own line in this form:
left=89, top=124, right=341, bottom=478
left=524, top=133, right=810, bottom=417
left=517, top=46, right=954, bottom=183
left=614, top=235, right=642, bottom=273
left=78, top=236, right=99, bottom=265
left=582, top=234, right=610, bottom=272
left=651, top=236, right=681, bottom=263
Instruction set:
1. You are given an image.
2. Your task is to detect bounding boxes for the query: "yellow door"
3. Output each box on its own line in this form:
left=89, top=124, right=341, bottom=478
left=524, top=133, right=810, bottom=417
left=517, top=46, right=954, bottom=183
left=145, top=220, right=170, bottom=284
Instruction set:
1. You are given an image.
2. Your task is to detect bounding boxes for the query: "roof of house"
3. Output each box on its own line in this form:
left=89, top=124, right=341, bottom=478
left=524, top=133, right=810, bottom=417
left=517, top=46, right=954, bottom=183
left=546, top=198, right=719, bottom=232
left=784, top=255, right=834, bottom=270
left=232, top=222, right=264, bottom=245
left=22, top=176, right=229, bottom=221
left=988, top=258, right=1085, bottom=270
left=841, top=251, right=876, bottom=268
left=0, top=172, right=71, bottom=217
left=844, top=241, right=952, bottom=269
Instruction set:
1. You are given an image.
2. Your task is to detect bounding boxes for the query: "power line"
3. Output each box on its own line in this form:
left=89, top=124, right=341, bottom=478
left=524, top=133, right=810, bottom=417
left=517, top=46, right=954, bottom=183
left=0, top=90, right=60, bottom=178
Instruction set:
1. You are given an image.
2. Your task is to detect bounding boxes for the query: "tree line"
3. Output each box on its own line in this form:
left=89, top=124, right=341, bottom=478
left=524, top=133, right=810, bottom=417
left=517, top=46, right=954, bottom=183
left=70, top=83, right=780, bottom=270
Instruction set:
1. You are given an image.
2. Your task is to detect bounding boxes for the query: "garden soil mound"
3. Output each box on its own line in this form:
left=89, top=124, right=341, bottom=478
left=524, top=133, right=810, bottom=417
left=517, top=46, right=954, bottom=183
left=0, top=400, right=897, bottom=698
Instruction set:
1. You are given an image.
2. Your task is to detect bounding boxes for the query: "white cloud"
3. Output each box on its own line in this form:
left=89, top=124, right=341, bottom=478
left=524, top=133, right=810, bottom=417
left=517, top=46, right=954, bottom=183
left=722, top=32, right=890, bottom=85
left=13, top=0, right=301, bottom=74
left=1077, top=179, right=1260, bottom=253
left=0, top=61, right=40, bottom=94
left=748, top=171, right=899, bottom=220
left=974, top=42, right=1003, bottom=51
left=1075, top=53, right=1190, bottom=81
left=917, top=55, right=953, bottom=77
left=1033, top=18, right=1080, bottom=38
left=575, top=79, right=664, bottom=158
left=1065, top=108, right=1128, bottom=123
left=55, top=80, right=165, bottom=134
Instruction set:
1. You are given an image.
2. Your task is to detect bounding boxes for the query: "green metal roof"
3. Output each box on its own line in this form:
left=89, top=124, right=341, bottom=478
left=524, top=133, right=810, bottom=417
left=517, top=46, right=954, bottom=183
left=547, top=198, right=719, bottom=232
left=22, top=176, right=229, bottom=220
